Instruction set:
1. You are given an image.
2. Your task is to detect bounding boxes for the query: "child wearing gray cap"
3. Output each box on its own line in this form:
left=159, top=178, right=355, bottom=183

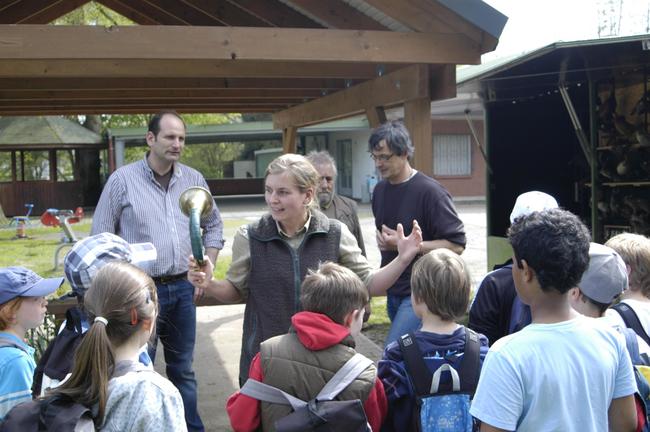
left=33, top=233, right=156, bottom=396
left=0, top=267, right=63, bottom=419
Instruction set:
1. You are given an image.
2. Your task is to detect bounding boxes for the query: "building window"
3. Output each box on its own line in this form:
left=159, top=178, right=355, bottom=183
left=56, top=150, right=77, bottom=182
left=0, top=152, right=11, bottom=182
left=20, top=150, right=50, bottom=181
left=433, top=134, right=471, bottom=176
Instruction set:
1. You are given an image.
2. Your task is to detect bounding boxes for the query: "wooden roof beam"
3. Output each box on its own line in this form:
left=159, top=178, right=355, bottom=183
left=363, top=0, right=498, bottom=52
left=0, top=0, right=91, bottom=24
left=273, top=64, right=437, bottom=129
left=0, top=77, right=349, bottom=91
left=179, top=0, right=270, bottom=26
left=0, top=59, right=403, bottom=79
left=0, top=25, right=481, bottom=64
left=283, top=0, right=387, bottom=30
left=0, top=88, right=325, bottom=100
left=0, top=97, right=295, bottom=112
left=0, top=107, right=278, bottom=115
left=94, top=0, right=184, bottom=25
left=0, top=0, right=90, bottom=24
left=226, top=0, right=322, bottom=28
left=134, top=0, right=223, bottom=26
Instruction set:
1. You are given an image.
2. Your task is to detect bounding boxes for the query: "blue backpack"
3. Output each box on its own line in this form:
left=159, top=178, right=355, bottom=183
left=619, top=326, right=650, bottom=432
left=397, top=328, right=481, bottom=432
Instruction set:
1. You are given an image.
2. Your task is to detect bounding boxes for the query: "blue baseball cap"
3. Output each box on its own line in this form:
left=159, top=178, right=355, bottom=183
left=0, top=267, right=64, bottom=304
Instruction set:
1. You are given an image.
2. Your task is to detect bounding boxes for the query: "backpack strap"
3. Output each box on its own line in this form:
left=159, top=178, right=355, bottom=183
left=315, top=353, right=373, bottom=401
left=430, top=364, right=460, bottom=393
left=240, top=353, right=372, bottom=408
left=65, top=305, right=85, bottom=334
left=397, top=333, right=431, bottom=396
left=612, top=303, right=650, bottom=347
left=459, top=328, right=481, bottom=395
left=239, top=379, right=307, bottom=410
left=0, top=336, right=30, bottom=354
left=620, top=326, right=644, bottom=365
left=398, top=328, right=481, bottom=397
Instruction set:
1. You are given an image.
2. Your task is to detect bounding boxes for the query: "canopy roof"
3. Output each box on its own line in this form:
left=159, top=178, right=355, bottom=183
left=0, top=0, right=506, bottom=129
left=0, top=116, right=103, bottom=149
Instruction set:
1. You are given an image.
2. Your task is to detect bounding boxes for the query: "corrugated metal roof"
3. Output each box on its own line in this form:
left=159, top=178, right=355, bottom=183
left=0, top=116, right=103, bottom=146
left=458, top=33, right=650, bottom=85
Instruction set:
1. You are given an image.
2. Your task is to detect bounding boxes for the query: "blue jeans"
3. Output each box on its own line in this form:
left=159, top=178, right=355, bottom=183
left=385, top=294, right=421, bottom=347
left=148, top=279, right=203, bottom=432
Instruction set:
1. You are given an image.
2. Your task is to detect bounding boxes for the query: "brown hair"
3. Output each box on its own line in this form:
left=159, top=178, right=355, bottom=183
left=147, top=110, right=186, bottom=137
left=52, top=262, right=157, bottom=424
left=606, top=233, right=650, bottom=297
left=265, top=153, right=319, bottom=210
left=300, top=262, right=369, bottom=325
left=411, top=249, right=471, bottom=321
left=0, top=297, right=24, bottom=330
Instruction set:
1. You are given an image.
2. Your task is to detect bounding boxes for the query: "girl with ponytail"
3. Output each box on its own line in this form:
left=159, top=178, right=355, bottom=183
left=53, top=261, right=186, bottom=431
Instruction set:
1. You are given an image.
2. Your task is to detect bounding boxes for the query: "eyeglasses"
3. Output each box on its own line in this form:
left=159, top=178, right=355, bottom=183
left=319, top=176, right=334, bottom=183
left=370, top=153, right=395, bottom=162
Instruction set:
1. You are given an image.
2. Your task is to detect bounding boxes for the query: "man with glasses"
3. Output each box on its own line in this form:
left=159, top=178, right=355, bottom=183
left=369, top=121, right=466, bottom=346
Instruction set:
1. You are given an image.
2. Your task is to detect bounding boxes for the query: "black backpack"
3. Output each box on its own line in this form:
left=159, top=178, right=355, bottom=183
left=240, top=353, right=373, bottom=432
left=0, top=394, right=95, bottom=432
left=612, top=302, right=650, bottom=347
left=32, top=306, right=85, bottom=396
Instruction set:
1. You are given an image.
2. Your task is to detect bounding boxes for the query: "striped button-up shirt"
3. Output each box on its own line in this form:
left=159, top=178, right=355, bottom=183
left=91, top=155, right=224, bottom=278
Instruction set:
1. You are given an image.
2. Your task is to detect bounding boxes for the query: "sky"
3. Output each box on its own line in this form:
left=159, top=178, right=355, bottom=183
left=482, top=0, right=650, bottom=60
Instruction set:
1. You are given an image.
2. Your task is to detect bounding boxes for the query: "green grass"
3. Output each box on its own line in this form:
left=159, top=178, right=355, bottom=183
left=0, top=222, right=92, bottom=296
left=367, top=296, right=389, bottom=326
left=0, top=217, right=234, bottom=297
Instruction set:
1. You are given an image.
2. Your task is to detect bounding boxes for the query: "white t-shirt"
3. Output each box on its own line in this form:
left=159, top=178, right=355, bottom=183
left=470, top=315, right=637, bottom=432
left=604, top=299, right=650, bottom=359
left=606, top=299, right=650, bottom=335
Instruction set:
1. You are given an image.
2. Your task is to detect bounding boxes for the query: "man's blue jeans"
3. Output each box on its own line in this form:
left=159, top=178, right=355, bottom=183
left=148, top=278, right=203, bottom=432
left=385, top=294, right=422, bottom=347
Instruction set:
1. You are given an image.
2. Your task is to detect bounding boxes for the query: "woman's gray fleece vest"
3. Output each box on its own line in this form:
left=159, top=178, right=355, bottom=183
left=239, top=211, right=341, bottom=384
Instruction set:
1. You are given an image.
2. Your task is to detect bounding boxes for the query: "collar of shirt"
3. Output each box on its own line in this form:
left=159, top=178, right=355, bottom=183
left=0, top=331, right=34, bottom=356
left=321, top=196, right=334, bottom=210
left=275, top=211, right=312, bottom=238
left=141, top=153, right=183, bottom=182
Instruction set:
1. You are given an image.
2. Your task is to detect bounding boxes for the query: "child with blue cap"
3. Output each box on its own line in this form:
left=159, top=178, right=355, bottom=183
left=0, top=267, right=63, bottom=419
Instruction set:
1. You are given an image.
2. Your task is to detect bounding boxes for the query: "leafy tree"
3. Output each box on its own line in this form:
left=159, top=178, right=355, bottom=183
left=53, top=1, right=134, bottom=26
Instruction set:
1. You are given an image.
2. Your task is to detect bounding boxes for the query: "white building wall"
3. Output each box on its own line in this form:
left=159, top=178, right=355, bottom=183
left=327, top=130, right=376, bottom=202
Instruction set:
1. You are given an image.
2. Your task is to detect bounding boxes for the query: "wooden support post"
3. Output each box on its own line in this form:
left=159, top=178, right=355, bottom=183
left=49, top=149, right=57, bottom=181
left=404, top=97, right=432, bottom=177
left=365, top=106, right=387, bottom=128
left=282, top=126, right=297, bottom=154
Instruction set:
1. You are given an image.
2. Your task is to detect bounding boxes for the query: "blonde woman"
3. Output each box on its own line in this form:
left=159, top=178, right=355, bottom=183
left=189, top=153, right=422, bottom=384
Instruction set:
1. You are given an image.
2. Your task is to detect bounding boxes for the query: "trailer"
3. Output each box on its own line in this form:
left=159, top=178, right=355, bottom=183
left=461, top=35, right=650, bottom=269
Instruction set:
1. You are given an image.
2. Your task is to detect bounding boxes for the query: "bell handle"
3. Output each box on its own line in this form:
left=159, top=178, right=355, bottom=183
left=189, top=207, right=205, bottom=266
